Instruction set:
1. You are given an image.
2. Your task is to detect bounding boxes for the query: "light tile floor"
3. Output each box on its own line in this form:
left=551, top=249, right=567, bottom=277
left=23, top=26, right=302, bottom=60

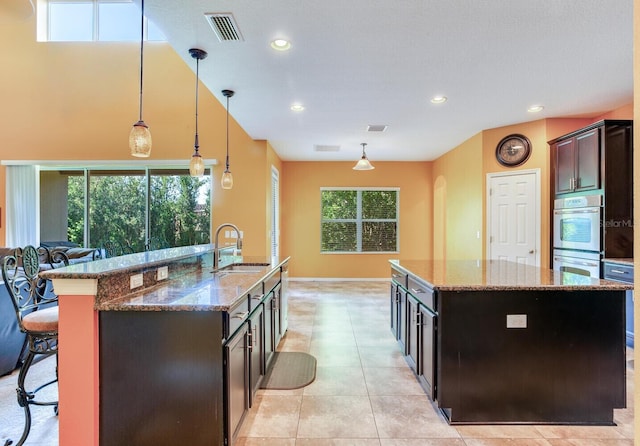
left=0, top=280, right=635, bottom=445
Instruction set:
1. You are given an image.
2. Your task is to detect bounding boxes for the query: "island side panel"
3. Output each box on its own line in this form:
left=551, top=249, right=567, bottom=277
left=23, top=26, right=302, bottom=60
left=437, top=289, right=626, bottom=424
left=99, top=311, right=225, bottom=446
left=58, top=294, right=99, bottom=446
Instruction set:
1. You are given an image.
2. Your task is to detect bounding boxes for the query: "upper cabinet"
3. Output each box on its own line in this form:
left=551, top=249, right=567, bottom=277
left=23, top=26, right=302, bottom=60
left=550, top=120, right=633, bottom=197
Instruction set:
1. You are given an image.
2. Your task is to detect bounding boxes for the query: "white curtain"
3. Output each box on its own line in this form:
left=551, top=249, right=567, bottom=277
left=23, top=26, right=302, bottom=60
left=6, top=165, right=39, bottom=247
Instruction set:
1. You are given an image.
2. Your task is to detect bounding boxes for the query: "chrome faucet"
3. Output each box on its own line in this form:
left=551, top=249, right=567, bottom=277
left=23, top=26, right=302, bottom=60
left=213, top=223, right=243, bottom=270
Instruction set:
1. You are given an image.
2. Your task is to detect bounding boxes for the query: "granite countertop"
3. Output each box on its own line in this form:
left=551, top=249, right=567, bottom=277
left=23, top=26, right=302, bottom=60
left=101, top=263, right=280, bottom=312
left=603, top=258, right=634, bottom=267
left=40, top=244, right=215, bottom=279
left=391, top=259, right=633, bottom=291
left=41, top=245, right=290, bottom=312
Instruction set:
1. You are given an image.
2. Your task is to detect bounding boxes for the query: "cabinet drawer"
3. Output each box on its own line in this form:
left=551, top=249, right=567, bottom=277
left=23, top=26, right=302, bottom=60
left=226, top=296, right=250, bottom=339
left=248, top=284, right=265, bottom=311
left=407, top=275, right=435, bottom=311
left=263, top=269, right=280, bottom=295
left=603, top=262, right=634, bottom=284
left=391, top=265, right=408, bottom=288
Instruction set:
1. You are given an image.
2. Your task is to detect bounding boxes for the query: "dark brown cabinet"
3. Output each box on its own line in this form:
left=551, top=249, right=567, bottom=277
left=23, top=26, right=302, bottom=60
left=551, top=119, right=632, bottom=197
left=225, top=324, right=249, bottom=441
left=554, top=128, right=600, bottom=194
left=248, top=303, right=265, bottom=403
left=390, top=266, right=437, bottom=402
left=406, top=294, right=420, bottom=372
left=418, top=306, right=436, bottom=400
left=550, top=120, right=633, bottom=260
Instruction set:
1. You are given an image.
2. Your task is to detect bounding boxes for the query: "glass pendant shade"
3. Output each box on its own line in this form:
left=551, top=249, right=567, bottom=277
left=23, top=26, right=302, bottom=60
left=129, top=121, right=152, bottom=157
left=353, top=157, right=375, bottom=170
left=221, top=89, right=235, bottom=190
left=353, top=143, right=375, bottom=170
left=189, top=152, right=205, bottom=176
left=221, top=170, right=233, bottom=189
left=188, top=48, right=208, bottom=177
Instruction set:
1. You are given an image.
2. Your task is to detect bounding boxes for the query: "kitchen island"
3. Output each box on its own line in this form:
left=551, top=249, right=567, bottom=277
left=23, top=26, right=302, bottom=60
left=41, top=245, right=290, bottom=446
left=390, top=259, right=632, bottom=425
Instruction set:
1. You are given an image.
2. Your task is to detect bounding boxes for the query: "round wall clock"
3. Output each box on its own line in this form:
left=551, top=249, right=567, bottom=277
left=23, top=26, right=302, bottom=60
left=495, top=134, right=532, bottom=167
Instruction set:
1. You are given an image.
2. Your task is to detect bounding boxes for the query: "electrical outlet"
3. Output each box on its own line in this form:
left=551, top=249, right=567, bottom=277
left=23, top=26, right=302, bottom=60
left=130, top=273, right=143, bottom=289
left=157, top=266, right=168, bottom=281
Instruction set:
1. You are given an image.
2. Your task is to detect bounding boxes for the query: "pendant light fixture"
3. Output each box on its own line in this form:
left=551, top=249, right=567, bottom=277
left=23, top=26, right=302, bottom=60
left=129, top=0, right=152, bottom=157
left=353, top=143, right=375, bottom=170
left=188, top=48, right=208, bottom=177
left=221, top=89, right=235, bottom=189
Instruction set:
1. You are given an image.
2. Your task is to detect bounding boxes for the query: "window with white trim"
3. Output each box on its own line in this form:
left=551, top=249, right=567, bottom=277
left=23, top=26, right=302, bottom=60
left=320, top=188, right=399, bottom=253
left=43, top=0, right=165, bottom=42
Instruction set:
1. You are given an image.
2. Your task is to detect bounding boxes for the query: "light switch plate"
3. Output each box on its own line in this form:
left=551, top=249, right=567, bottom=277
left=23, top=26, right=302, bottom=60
left=506, top=314, right=527, bottom=329
left=157, top=266, right=168, bottom=281
left=130, top=273, right=143, bottom=289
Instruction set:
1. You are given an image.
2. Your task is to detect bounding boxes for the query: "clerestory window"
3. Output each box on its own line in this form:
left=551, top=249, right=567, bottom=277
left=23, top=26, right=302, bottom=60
left=41, top=0, right=165, bottom=42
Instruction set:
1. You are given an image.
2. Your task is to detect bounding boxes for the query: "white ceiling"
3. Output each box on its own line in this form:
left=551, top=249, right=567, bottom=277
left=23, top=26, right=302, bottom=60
left=145, top=0, right=632, bottom=162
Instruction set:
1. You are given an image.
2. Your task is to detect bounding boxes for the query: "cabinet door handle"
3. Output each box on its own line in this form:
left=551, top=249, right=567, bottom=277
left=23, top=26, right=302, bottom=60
left=232, top=311, right=249, bottom=320
left=247, top=331, right=253, bottom=351
left=411, top=287, right=425, bottom=294
left=610, top=269, right=629, bottom=275
left=251, top=294, right=265, bottom=301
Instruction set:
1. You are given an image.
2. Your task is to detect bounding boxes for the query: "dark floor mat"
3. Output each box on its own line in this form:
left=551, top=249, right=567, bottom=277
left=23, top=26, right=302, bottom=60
left=260, top=352, right=317, bottom=390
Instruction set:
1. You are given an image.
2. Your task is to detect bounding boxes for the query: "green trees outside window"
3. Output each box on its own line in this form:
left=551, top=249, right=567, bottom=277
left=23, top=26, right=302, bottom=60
left=66, top=169, right=210, bottom=254
left=321, top=188, right=398, bottom=253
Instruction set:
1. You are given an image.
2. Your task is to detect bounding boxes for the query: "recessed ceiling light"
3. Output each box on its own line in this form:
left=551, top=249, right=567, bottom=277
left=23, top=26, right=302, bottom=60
left=430, top=96, right=447, bottom=104
left=271, top=39, right=291, bottom=51
left=290, top=104, right=305, bottom=112
left=528, top=105, right=544, bottom=113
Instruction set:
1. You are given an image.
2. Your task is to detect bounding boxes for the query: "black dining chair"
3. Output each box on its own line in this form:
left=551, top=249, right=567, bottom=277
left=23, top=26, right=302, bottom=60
left=2, top=245, right=68, bottom=446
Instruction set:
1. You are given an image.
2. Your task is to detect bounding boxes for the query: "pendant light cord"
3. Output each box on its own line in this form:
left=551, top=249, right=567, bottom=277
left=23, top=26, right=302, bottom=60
left=225, top=95, right=230, bottom=170
left=194, top=56, right=200, bottom=151
left=138, top=0, right=145, bottom=122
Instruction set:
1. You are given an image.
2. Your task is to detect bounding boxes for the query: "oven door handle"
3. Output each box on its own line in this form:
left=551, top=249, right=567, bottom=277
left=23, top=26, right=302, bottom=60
left=553, top=208, right=600, bottom=215
left=553, top=256, right=600, bottom=268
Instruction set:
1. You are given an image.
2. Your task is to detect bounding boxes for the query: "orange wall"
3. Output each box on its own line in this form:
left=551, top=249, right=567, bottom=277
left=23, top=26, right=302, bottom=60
left=0, top=13, right=275, bottom=256
left=281, top=161, right=432, bottom=278
left=432, top=132, right=483, bottom=260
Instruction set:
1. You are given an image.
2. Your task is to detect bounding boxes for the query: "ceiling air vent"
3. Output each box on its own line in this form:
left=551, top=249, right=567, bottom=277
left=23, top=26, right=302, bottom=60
left=367, top=125, right=388, bottom=132
left=314, top=145, right=340, bottom=152
left=205, top=13, right=244, bottom=42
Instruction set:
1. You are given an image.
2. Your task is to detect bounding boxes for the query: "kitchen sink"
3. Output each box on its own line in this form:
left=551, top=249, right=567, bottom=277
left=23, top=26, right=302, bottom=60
left=212, top=263, right=270, bottom=274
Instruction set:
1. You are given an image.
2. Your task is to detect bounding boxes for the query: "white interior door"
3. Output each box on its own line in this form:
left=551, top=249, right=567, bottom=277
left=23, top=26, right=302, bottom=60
left=487, top=170, right=540, bottom=266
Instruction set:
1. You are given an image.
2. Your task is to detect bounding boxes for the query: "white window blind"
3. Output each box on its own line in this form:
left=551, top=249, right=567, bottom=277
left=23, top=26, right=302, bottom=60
left=320, top=188, right=399, bottom=253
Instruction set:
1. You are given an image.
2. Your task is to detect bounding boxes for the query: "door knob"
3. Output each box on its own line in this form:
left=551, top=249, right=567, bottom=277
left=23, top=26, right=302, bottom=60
left=529, top=250, right=535, bottom=254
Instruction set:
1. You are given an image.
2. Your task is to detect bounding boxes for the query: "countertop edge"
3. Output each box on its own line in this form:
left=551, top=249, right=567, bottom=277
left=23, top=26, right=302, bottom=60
left=390, top=259, right=633, bottom=291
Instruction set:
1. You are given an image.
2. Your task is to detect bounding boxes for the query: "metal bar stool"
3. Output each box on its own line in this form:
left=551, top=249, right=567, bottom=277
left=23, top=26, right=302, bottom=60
left=2, top=245, right=68, bottom=446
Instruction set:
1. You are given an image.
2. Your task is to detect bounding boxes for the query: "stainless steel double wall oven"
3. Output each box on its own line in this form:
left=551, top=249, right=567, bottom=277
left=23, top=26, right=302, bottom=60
left=552, top=195, right=602, bottom=278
